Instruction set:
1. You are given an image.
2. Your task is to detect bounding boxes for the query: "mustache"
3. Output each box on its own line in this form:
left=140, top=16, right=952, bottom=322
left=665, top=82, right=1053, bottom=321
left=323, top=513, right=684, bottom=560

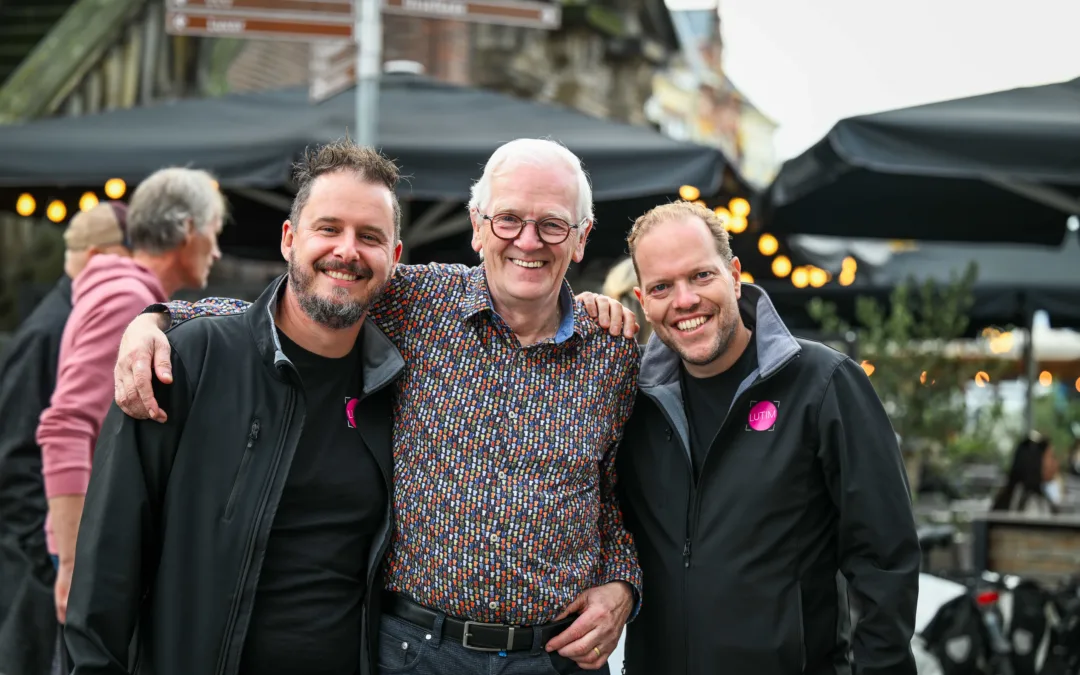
left=315, top=259, right=373, bottom=279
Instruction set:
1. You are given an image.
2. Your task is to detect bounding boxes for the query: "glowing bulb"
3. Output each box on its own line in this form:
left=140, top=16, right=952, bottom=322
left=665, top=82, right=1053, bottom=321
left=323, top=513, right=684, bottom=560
left=919, top=371, right=927, bottom=384
left=791, top=267, right=809, bottom=288
left=727, top=215, right=747, bottom=234
left=729, top=197, right=750, bottom=218
left=988, top=331, right=1014, bottom=354
left=79, top=192, right=99, bottom=212
left=860, top=360, right=875, bottom=376
left=808, top=267, right=828, bottom=288
left=1039, top=371, right=1053, bottom=387
left=842, top=256, right=857, bottom=272
left=15, top=193, right=35, bottom=216
left=772, top=255, right=792, bottom=278
left=975, top=371, right=990, bottom=387
left=740, top=272, right=754, bottom=283
left=1075, top=377, right=1080, bottom=393
left=758, top=234, right=778, bottom=256
left=46, top=200, right=67, bottom=223
left=838, top=269, right=856, bottom=286
left=713, top=206, right=731, bottom=222
left=104, top=178, right=126, bottom=199
left=693, top=200, right=707, bottom=208
left=679, top=185, right=700, bottom=201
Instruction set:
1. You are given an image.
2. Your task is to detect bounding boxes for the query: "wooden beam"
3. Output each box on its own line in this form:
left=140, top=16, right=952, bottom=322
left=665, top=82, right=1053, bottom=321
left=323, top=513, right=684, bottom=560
left=0, top=0, right=146, bottom=123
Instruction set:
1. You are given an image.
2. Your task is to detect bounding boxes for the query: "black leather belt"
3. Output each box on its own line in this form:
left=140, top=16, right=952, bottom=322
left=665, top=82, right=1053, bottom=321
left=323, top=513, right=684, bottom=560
left=382, top=592, right=575, bottom=652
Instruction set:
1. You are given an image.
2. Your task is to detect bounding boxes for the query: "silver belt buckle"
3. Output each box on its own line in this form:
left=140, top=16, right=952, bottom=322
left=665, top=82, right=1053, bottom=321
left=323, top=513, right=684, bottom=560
left=462, top=620, right=515, bottom=652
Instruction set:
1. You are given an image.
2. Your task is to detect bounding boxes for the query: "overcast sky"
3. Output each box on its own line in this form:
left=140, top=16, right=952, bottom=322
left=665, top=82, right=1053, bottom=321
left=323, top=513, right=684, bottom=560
left=714, top=0, right=1080, bottom=161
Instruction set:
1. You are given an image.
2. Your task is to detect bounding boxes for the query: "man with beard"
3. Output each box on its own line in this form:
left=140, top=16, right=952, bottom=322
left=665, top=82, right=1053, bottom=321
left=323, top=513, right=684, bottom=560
left=110, top=138, right=641, bottom=675
left=588, top=201, right=920, bottom=675
left=63, top=143, right=405, bottom=675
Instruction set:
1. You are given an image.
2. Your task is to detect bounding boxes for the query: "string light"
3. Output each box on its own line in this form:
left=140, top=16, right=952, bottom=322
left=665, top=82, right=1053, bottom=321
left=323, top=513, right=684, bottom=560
left=1039, top=371, right=1053, bottom=387
left=679, top=185, right=700, bottom=201
left=104, top=178, right=127, bottom=199
left=729, top=197, right=750, bottom=218
left=15, top=193, right=36, bottom=216
left=727, top=216, right=748, bottom=234
left=758, top=234, right=778, bottom=256
left=919, top=371, right=927, bottom=384
left=693, top=200, right=707, bottom=208
left=808, top=267, right=827, bottom=288
left=975, top=371, right=990, bottom=387
left=861, top=360, right=875, bottom=376
left=771, top=256, right=792, bottom=278
left=740, top=272, right=754, bottom=283
left=46, top=200, right=67, bottom=223
left=838, top=269, right=856, bottom=286
left=79, top=192, right=99, bottom=212
left=791, top=267, right=809, bottom=288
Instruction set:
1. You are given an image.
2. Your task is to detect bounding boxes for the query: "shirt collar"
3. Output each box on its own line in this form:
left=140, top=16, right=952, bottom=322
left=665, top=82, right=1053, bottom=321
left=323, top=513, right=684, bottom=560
left=459, top=265, right=578, bottom=345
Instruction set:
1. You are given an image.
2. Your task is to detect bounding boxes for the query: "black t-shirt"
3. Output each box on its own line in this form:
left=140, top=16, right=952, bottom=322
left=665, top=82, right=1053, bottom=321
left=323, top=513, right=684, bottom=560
left=680, top=331, right=758, bottom=480
left=239, top=330, right=387, bottom=675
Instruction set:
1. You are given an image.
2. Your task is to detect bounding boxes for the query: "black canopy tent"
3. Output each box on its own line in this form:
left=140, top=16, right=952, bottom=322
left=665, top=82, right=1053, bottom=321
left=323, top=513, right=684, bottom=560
left=757, top=77, right=1080, bottom=246
left=759, top=235, right=1080, bottom=432
left=0, top=72, right=729, bottom=201
left=0, top=72, right=746, bottom=262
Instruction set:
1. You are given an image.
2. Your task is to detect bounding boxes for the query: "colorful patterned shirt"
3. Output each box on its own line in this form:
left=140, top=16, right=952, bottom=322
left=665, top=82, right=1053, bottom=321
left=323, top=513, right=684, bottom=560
left=164, top=263, right=642, bottom=625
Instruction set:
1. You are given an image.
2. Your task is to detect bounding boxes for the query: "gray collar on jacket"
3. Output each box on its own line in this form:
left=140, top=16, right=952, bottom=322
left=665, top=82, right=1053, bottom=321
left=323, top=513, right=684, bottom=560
left=637, top=284, right=801, bottom=456
left=249, top=274, right=405, bottom=397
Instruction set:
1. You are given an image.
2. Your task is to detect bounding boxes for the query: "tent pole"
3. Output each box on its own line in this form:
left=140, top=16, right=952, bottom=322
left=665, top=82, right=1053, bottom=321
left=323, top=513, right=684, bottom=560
left=355, top=0, right=381, bottom=148
left=1022, top=307, right=1036, bottom=435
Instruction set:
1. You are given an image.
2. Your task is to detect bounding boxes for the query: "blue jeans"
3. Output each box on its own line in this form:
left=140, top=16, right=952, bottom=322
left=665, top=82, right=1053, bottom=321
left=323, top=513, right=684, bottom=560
left=377, top=614, right=611, bottom=675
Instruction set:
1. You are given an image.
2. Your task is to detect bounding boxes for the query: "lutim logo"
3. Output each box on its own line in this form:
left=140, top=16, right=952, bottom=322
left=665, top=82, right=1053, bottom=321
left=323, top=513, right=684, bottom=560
left=345, top=397, right=358, bottom=428
left=746, top=400, right=779, bottom=432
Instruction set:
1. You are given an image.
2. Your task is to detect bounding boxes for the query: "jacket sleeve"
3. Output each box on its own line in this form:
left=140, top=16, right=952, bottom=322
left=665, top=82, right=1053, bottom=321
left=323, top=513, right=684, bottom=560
left=596, top=345, right=643, bottom=617
left=64, top=348, right=191, bottom=674
left=150, top=298, right=250, bottom=329
left=816, top=358, right=920, bottom=675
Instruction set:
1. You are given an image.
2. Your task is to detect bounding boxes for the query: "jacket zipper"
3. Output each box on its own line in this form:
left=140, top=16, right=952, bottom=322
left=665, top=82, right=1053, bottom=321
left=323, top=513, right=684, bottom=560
left=215, top=390, right=296, bottom=675
left=223, top=419, right=260, bottom=521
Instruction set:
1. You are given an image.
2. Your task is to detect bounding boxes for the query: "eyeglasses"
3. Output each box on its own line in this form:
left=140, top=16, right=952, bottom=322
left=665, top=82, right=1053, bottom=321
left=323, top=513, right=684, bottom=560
left=481, top=212, right=585, bottom=245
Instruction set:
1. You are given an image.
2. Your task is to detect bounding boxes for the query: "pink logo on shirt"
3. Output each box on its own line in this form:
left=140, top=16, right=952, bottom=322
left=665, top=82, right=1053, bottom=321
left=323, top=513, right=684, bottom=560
left=747, top=400, right=778, bottom=431
left=345, top=398, right=358, bottom=428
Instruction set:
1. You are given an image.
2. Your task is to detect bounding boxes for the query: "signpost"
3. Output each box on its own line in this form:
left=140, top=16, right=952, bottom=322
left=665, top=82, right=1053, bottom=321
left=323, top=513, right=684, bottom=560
left=165, top=0, right=561, bottom=147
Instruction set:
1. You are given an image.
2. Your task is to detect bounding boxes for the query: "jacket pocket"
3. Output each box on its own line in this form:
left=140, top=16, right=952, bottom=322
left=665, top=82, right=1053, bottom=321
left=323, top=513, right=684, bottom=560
left=695, top=583, right=805, bottom=675
left=223, top=418, right=260, bottom=521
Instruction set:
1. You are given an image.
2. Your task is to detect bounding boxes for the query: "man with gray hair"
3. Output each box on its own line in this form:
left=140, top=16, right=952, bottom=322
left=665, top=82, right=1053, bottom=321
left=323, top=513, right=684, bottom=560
left=36, top=166, right=223, bottom=628
left=112, top=138, right=640, bottom=674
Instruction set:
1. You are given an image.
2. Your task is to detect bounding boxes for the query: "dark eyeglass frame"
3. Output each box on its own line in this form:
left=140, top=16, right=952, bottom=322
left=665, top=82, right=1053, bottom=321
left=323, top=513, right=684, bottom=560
left=480, top=212, right=587, bottom=245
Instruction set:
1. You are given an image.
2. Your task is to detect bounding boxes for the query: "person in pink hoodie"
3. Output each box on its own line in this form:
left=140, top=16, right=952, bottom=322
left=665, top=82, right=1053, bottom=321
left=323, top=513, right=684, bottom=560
left=37, top=166, right=225, bottom=626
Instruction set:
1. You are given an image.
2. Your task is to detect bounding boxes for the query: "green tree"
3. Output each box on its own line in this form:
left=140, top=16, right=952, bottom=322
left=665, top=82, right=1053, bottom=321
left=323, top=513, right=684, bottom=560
left=807, top=262, right=1010, bottom=469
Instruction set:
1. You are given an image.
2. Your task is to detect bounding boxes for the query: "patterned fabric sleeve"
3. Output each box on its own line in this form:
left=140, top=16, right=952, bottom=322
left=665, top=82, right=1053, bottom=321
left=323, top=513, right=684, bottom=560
left=369, top=263, right=471, bottom=344
left=153, top=298, right=250, bottom=329
left=596, top=344, right=644, bottom=618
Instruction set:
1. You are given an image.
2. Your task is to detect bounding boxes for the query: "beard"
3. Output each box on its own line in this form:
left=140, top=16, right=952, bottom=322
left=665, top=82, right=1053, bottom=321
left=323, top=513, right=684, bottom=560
left=658, top=303, right=741, bottom=368
left=288, top=250, right=387, bottom=330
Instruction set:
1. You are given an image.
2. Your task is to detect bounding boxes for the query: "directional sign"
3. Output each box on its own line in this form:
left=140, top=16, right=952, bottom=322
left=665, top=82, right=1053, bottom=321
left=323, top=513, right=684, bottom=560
left=380, top=0, right=560, bottom=29
left=166, top=9, right=353, bottom=40
left=165, top=0, right=354, bottom=42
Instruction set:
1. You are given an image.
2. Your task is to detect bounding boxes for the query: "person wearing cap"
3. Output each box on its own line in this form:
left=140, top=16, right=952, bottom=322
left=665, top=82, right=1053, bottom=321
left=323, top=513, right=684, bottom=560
left=0, top=201, right=131, bottom=675
left=36, top=167, right=225, bottom=631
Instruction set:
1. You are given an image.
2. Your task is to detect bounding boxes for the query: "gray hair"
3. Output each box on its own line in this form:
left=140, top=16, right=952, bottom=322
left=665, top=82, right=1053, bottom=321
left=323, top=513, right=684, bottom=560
left=468, top=139, right=594, bottom=225
left=126, top=167, right=226, bottom=254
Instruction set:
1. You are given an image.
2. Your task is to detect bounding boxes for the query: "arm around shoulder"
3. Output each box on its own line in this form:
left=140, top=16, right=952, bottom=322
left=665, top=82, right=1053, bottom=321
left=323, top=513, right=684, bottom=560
left=817, top=357, right=920, bottom=675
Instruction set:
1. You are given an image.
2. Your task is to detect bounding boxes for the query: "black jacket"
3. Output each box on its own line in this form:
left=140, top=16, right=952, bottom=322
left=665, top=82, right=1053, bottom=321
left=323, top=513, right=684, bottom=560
left=617, top=285, right=920, bottom=675
left=64, top=276, right=404, bottom=675
left=0, top=276, right=70, bottom=675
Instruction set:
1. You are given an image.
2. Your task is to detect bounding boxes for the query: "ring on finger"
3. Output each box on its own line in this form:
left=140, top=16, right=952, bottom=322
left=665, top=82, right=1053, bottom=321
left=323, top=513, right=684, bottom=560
left=593, top=646, right=601, bottom=658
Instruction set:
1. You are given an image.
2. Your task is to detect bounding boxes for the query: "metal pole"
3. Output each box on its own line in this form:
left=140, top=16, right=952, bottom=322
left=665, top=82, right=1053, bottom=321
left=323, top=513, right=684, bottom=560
left=355, top=0, right=381, bottom=147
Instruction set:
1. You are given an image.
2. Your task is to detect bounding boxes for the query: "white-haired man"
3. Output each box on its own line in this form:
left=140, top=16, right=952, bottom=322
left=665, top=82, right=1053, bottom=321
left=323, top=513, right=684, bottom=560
left=37, top=168, right=223, bottom=628
left=112, top=139, right=641, bottom=674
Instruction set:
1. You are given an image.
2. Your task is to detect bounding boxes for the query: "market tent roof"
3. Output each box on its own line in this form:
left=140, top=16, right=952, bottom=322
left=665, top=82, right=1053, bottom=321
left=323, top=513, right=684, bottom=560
left=758, top=77, right=1080, bottom=246
left=760, top=235, right=1080, bottom=332
left=0, top=73, right=729, bottom=202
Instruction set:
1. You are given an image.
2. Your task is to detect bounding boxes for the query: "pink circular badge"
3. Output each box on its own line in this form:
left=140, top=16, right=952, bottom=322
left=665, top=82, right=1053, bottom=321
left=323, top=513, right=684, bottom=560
left=345, top=398, right=359, bottom=428
left=747, top=401, right=778, bottom=431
